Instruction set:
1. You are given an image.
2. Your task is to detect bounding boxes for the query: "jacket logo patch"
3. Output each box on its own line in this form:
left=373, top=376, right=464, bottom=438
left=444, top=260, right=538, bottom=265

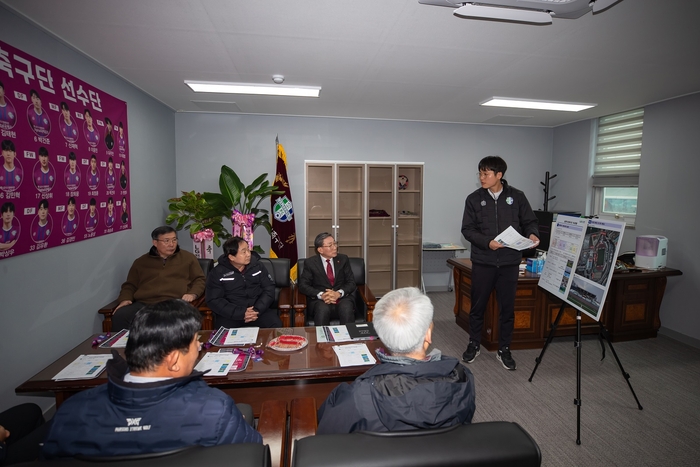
left=481, top=200, right=486, bottom=206
left=115, top=418, right=151, bottom=432
left=252, top=271, right=261, bottom=276
left=506, top=196, right=513, bottom=205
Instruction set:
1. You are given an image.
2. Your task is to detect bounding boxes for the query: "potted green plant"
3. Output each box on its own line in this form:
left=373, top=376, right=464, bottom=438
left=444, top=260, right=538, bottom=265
left=166, top=190, right=227, bottom=247
left=203, top=165, right=284, bottom=254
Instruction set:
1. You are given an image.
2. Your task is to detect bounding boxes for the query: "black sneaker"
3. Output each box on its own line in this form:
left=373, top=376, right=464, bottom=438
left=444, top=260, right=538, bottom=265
left=462, top=340, right=480, bottom=363
left=497, top=347, right=516, bottom=370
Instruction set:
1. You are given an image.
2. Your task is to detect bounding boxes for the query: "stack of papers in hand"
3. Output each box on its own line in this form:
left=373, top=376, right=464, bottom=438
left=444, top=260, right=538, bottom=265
left=332, top=343, right=377, bottom=367
left=495, top=226, right=537, bottom=251
left=52, top=354, right=113, bottom=381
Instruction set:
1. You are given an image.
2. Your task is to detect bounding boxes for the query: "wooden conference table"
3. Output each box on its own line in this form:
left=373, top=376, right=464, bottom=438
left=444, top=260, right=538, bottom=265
left=16, top=327, right=382, bottom=416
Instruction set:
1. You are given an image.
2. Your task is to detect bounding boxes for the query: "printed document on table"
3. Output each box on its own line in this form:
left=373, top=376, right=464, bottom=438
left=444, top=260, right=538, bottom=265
left=332, top=343, right=377, bottom=367
left=99, top=330, right=129, bottom=348
left=52, top=354, right=113, bottom=380
left=224, top=327, right=259, bottom=346
left=494, top=226, right=537, bottom=251
left=194, top=352, right=238, bottom=377
left=316, top=325, right=353, bottom=343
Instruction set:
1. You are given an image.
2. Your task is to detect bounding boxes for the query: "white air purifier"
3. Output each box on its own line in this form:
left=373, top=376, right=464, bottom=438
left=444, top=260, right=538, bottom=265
left=634, top=235, right=668, bottom=269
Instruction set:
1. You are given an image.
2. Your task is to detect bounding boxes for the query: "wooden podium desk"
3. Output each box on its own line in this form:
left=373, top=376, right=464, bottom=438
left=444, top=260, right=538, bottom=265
left=16, top=327, right=381, bottom=415
left=448, top=258, right=682, bottom=351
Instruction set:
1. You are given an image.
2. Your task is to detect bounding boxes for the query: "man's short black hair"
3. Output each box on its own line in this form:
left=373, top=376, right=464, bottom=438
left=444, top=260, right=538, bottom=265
left=90, top=154, right=96, bottom=161
left=1, top=140, right=15, bottom=152
left=89, top=198, right=96, bottom=206
left=105, top=117, right=112, bottom=125
left=314, top=232, right=333, bottom=252
left=151, top=225, right=176, bottom=240
left=84, top=109, right=91, bottom=117
left=38, top=147, right=49, bottom=157
left=30, top=89, right=39, bottom=99
left=478, top=156, right=507, bottom=177
left=38, top=199, right=49, bottom=210
left=223, top=236, right=247, bottom=257
left=125, top=300, right=201, bottom=374
left=68, top=152, right=76, bottom=161
left=1, top=202, right=14, bottom=214
left=67, top=197, right=76, bottom=205
left=60, top=101, right=69, bottom=111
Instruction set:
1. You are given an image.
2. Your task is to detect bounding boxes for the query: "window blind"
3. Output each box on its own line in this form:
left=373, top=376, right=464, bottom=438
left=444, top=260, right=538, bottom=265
left=592, top=108, right=644, bottom=186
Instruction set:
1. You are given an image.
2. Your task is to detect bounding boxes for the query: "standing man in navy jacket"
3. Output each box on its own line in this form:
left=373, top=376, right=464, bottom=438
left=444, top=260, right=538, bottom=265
left=298, top=232, right=356, bottom=325
left=461, top=156, right=539, bottom=371
left=42, top=300, right=261, bottom=459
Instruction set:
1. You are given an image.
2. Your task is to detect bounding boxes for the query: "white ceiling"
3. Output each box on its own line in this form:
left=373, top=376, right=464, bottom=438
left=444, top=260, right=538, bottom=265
left=3, top=0, right=700, bottom=128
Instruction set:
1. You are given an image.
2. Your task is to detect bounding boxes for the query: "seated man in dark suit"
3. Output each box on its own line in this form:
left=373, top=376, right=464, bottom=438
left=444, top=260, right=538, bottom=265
left=316, top=287, right=476, bottom=434
left=298, top=232, right=356, bottom=325
left=205, top=236, right=282, bottom=328
left=42, top=300, right=261, bottom=459
left=112, top=226, right=205, bottom=331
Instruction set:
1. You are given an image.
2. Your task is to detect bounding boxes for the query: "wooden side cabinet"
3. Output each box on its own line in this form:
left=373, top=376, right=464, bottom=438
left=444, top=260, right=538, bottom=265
left=449, top=258, right=682, bottom=351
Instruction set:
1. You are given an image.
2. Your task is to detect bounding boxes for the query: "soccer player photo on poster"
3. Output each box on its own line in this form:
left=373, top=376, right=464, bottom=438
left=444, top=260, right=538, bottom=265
left=0, top=39, right=131, bottom=261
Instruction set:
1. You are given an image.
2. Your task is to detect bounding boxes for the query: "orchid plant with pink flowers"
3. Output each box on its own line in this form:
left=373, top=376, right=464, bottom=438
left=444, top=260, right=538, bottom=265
left=203, top=165, right=283, bottom=253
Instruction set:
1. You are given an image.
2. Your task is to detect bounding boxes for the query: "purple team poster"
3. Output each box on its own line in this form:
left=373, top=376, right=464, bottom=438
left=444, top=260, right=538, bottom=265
left=0, top=39, right=130, bottom=260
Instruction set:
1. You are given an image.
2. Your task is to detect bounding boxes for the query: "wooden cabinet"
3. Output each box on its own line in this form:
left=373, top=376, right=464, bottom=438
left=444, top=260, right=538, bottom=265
left=306, top=164, right=365, bottom=259
left=449, top=258, right=682, bottom=351
left=306, top=162, right=423, bottom=296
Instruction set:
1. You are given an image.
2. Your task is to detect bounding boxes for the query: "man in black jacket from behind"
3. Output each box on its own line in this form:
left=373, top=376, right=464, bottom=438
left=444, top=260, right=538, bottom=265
left=316, top=287, right=475, bottom=434
left=41, top=300, right=261, bottom=459
left=206, top=236, right=281, bottom=328
left=461, top=156, right=539, bottom=371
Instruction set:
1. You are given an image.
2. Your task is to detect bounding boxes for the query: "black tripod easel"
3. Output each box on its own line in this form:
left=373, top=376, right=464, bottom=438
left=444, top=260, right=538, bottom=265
left=529, top=300, right=643, bottom=444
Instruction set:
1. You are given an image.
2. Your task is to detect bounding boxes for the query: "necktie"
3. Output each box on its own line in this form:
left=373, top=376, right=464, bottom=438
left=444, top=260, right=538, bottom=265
left=326, top=259, right=335, bottom=286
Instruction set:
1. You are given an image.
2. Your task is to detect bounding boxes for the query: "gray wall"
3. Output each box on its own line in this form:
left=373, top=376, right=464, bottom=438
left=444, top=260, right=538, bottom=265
left=0, top=7, right=176, bottom=413
left=174, top=113, right=554, bottom=287
left=552, top=93, right=700, bottom=342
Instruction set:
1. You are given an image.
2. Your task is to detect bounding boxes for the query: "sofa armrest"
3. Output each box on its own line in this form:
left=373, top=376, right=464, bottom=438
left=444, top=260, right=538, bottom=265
left=278, top=286, right=293, bottom=328
left=258, top=399, right=288, bottom=467
left=98, top=299, right=121, bottom=332
left=293, top=289, right=308, bottom=327
left=289, top=397, right=317, bottom=466
left=356, top=284, right=377, bottom=322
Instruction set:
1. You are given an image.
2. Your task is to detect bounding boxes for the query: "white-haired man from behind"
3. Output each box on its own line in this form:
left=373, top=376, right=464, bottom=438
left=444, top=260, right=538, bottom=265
left=317, top=287, right=476, bottom=434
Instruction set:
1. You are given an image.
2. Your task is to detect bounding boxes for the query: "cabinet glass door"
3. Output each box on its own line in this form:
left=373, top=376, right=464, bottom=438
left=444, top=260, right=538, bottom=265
left=396, top=165, right=423, bottom=289
left=336, top=165, right=364, bottom=259
left=367, top=165, right=395, bottom=296
left=306, top=164, right=334, bottom=258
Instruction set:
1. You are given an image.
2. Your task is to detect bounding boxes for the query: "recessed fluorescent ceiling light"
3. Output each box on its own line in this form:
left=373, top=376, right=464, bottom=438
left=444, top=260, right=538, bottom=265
left=185, top=80, right=321, bottom=98
left=481, top=97, right=596, bottom=112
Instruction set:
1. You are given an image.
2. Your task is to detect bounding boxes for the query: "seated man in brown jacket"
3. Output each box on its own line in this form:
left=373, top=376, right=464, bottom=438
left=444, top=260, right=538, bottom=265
left=111, top=226, right=205, bottom=330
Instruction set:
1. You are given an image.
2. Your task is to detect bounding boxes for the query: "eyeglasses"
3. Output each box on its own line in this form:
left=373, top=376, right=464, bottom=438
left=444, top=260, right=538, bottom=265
left=322, top=242, right=338, bottom=248
left=157, top=237, right=178, bottom=245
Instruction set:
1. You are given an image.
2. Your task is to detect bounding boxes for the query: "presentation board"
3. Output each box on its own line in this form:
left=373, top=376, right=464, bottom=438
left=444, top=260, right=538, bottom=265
left=538, top=216, right=625, bottom=321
